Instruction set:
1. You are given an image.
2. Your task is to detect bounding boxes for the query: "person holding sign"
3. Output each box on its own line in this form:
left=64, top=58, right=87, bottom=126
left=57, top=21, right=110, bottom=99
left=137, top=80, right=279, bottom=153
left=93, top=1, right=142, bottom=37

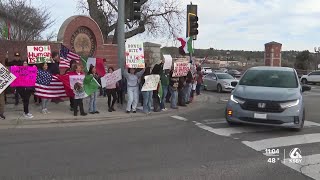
left=141, top=67, right=152, bottom=114
left=70, top=64, right=87, bottom=116
left=16, top=61, right=34, bottom=119
left=124, top=67, right=145, bottom=113
left=88, top=65, right=101, bottom=114
left=106, top=67, right=118, bottom=112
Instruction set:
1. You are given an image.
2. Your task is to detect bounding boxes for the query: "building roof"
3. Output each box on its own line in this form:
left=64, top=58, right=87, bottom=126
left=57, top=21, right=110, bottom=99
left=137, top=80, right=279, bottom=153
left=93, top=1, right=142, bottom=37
left=265, top=41, right=282, bottom=45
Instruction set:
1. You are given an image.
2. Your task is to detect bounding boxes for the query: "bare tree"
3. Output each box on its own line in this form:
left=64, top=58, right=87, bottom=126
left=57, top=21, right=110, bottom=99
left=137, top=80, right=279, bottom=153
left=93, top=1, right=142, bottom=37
left=79, top=0, right=184, bottom=44
left=0, top=0, right=54, bottom=41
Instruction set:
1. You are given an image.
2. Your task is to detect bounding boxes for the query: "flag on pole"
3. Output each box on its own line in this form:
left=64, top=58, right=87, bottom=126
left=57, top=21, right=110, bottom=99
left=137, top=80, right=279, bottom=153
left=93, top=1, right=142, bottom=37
left=59, top=44, right=80, bottom=68
left=34, top=70, right=68, bottom=99
left=177, top=37, right=193, bottom=54
left=82, top=57, right=106, bottom=77
left=2, top=21, right=10, bottom=40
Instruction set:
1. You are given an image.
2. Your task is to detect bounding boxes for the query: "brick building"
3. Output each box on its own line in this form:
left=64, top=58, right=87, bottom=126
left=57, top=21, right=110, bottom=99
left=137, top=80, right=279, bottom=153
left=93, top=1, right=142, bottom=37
left=264, top=41, right=282, bottom=66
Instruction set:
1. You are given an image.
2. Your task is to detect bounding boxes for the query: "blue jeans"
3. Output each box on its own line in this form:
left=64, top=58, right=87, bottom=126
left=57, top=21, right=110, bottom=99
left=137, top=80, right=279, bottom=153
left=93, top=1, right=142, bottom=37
left=196, top=84, right=201, bottom=95
left=184, top=83, right=192, bottom=103
left=160, top=85, right=168, bottom=109
left=89, top=91, right=98, bottom=112
left=142, top=91, right=152, bottom=113
left=41, top=98, right=50, bottom=110
left=169, top=86, right=178, bottom=108
left=127, top=86, right=139, bottom=111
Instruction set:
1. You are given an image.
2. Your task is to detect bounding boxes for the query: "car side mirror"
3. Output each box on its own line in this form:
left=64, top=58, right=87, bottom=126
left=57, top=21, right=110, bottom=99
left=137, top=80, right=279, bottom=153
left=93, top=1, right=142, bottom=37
left=302, top=85, right=311, bottom=92
left=231, top=81, right=238, bottom=86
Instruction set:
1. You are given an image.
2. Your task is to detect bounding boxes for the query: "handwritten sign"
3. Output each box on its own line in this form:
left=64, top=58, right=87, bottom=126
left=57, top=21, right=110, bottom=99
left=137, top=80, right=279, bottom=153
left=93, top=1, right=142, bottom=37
left=172, top=62, right=190, bottom=77
left=0, top=64, right=16, bottom=94
left=69, top=75, right=85, bottom=99
left=27, top=45, right=52, bottom=64
left=101, top=69, right=122, bottom=88
left=125, top=42, right=145, bottom=68
left=163, top=54, right=173, bottom=70
left=10, top=66, right=37, bottom=87
left=141, top=75, right=160, bottom=91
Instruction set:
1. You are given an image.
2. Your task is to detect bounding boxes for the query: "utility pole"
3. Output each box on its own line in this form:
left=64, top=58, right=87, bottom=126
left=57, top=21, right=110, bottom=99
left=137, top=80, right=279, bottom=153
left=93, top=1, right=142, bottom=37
left=117, top=0, right=125, bottom=72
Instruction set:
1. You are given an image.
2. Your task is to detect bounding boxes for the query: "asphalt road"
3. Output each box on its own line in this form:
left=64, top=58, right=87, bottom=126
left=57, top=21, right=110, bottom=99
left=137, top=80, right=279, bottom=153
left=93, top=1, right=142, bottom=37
left=0, top=87, right=319, bottom=180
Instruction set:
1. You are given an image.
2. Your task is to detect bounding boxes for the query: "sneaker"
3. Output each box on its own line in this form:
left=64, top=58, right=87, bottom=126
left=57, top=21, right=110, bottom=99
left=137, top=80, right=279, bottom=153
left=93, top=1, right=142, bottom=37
left=24, top=113, right=33, bottom=119
left=133, top=111, right=136, bottom=113
left=89, top=112, right=95, bottom=114
left=162, top=108, right=168, bottom=111
left=81, top=113, right=87, bottom=116
left=108, top=108, right=112, bottom=112
left=45, top=109, right=51, bottom=114
left=41, top=109, right=47, bottom=114
left=95, top=111, right=100, bottom=114
left=126, top=111, right=130, bottom=113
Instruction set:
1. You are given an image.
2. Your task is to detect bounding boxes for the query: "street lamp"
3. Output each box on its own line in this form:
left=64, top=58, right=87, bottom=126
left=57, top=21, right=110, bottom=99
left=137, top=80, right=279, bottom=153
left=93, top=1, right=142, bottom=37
left=226, top=51, right=230, bottom=69
left=314, top=47, right=320, bottom=70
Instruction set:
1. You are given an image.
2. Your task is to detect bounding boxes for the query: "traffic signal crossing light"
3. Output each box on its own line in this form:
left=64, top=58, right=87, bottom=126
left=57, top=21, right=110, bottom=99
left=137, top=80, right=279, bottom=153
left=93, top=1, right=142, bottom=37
left=131, top=0, right=141, bottom=20
left=188, top=13, right=199, bottom=36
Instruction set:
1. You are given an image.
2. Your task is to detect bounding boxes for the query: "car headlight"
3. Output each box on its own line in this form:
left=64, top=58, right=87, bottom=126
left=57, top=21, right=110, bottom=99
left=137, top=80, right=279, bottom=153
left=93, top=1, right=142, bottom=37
left=230, top=95, right=245, bottom=104
left=279, top=99, right=300, bottom=109
left=222, top=81, right=230, bottom=86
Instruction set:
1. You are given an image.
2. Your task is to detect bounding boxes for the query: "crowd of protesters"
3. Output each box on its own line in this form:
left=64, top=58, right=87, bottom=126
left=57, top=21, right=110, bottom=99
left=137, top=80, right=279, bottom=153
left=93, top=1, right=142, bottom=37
left=0, top=52, right=204, bottom=120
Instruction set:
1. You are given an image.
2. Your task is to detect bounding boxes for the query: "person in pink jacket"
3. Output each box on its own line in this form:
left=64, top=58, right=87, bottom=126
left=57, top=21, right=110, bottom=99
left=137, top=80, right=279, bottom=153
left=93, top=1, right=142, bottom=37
left=106, top=67, right=118, bottom=112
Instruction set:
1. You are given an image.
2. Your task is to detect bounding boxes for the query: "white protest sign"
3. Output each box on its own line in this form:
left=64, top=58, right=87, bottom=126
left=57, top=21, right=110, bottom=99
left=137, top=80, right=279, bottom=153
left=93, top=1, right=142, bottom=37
left=141, top=75, right=160, bottom=91
left=125, top=42, right=145, bottom=68
left=163, top=54, right=172, bottom=70
left=86, top=57, right=96, bottom=71
left=0, top=63, right=16, bottom=94
left=69, top=75, right=86, bottom=99
left=102, top=69, right=122, bottom=88
left=172, top=62, right=190, bottom=77
left=27, top=45, right=52, bottom=64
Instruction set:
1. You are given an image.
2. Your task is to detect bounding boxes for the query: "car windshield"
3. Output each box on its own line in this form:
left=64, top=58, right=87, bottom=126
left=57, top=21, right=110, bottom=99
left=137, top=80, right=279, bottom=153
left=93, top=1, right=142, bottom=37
left=217, top=73, right=234, bottom=79
left=239, top=69, right=298, bottom=88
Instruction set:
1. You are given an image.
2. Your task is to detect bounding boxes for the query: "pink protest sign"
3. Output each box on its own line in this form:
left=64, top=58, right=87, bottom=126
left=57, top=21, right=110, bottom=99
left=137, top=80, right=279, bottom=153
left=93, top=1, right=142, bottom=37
left=10, top=66, right=37, bottom=87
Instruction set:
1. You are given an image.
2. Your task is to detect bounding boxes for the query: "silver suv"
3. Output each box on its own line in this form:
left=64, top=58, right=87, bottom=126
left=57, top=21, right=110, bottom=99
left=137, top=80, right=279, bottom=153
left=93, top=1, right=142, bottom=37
left=226, top=66, right=311, bottom=130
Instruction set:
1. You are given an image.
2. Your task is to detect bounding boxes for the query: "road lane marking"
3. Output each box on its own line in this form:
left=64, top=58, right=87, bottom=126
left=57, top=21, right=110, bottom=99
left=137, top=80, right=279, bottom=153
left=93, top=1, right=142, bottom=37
left=171, top=116, right=188, bottom=121
left=242, top=133, right=320, bottom=151
left=281, top=154, right=320, bottom=180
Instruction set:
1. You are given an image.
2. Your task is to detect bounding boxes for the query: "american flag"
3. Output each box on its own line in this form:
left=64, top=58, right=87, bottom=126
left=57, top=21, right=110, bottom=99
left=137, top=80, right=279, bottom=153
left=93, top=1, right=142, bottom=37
left=34, top=70, right=67, bottom=99
left=59, top=44, right=80, bottom=68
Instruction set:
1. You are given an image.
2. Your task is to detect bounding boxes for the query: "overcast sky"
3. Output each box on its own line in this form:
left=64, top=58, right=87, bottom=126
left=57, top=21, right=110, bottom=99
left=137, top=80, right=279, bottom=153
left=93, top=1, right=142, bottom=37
left=30, top=0, right=320, bottom=51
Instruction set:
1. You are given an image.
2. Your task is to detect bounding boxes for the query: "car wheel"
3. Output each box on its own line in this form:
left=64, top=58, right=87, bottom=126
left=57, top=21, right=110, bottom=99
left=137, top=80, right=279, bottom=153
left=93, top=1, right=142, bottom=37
left=301, top=78, right=308, bottom=84
left=217, top=84, right=223, bottom=93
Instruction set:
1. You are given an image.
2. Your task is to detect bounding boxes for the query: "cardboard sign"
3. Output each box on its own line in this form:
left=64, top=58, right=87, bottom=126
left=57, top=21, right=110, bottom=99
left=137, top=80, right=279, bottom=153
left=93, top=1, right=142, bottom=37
left=101, top=69, right=122, bottom=88
left=141, top=75, right=160, bottom=91
left=0, top=64, right=16, bottom=94
left=10, top=66, right=37, bottom=87
left=172, top=62, right=190, bottom=77
left=125, top=43, right=145, bottom=68
left=163, top=55, right=173, bottom=70
left=69, top=75, right=85, bottom=99
left=27, top=45, right=52, bottom=64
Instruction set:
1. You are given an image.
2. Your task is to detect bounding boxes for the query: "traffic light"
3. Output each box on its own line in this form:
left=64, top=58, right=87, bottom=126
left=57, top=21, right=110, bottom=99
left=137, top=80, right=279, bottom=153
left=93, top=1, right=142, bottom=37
left=131, top=0, right=141, bottom=20
left=188, top=13, right=199, bottom=36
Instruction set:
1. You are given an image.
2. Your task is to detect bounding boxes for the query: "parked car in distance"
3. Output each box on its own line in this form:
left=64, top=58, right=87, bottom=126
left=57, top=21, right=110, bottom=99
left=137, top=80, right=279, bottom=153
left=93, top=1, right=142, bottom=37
left=225, top=66, right=311, bottom=131
left=300, top=71, right=320, bottom=84
left=203, top=73, right=239, bottom=93
left=227, top=69, right=242, bottom=78
left=201, top=67, right=213, bottom=75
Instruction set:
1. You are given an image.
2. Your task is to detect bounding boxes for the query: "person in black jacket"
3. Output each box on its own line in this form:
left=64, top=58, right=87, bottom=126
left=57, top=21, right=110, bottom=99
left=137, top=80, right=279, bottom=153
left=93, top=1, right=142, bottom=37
left=48, top=51, right=60, bottom=75
left=178, top=76, right=187, bottom=106
left=151, top=64, right=162, bottom=112
left=16, top=60, right=34, bottom=119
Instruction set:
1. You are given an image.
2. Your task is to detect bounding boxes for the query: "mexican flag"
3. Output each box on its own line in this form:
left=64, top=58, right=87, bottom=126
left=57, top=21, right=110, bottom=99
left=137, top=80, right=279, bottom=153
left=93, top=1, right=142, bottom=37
left=1, top=21, right=10, bottom=40
left=82, top=57, right=106, bottom=77
left=177, top=37, right=193, bottom=54
left=58, top=74, right=100, bottom=98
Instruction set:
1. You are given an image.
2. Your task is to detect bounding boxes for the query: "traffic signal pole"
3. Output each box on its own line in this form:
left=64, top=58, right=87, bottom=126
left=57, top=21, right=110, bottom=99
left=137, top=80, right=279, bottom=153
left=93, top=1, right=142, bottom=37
left=117, top=0, right=125, bottom=72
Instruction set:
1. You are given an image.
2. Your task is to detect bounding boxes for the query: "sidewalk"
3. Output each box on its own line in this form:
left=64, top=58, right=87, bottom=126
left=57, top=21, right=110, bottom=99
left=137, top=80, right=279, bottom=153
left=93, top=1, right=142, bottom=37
left=0, top=93, right=219, bottom=128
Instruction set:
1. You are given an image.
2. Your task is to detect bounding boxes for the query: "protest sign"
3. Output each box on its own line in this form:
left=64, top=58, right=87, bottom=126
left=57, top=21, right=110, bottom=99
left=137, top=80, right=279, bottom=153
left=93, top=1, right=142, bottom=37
left=141, top=75, right=160, bottom=91
left=69, top=75, right=85, bottom=99
left=163, top=54, right=173, bottom=70
left=101, top=69, right=122, bottom=88
left=27, top=45, right=52, bottom=64
left=10, top=66, right=37, bottom=87
left=0, top=63, right=16, bottom=94
left=172, top=62, right=190, bottom=77
left=125, top=42, right=145, bottom=68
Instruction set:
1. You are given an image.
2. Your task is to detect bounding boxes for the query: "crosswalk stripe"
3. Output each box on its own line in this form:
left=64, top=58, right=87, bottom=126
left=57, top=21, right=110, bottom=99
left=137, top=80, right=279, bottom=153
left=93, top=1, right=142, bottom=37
left=171, top=116, right=188, bottom=121
left=281, top=154, right=320, bottom=180
left=242, top=133, right=320, bottom=151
